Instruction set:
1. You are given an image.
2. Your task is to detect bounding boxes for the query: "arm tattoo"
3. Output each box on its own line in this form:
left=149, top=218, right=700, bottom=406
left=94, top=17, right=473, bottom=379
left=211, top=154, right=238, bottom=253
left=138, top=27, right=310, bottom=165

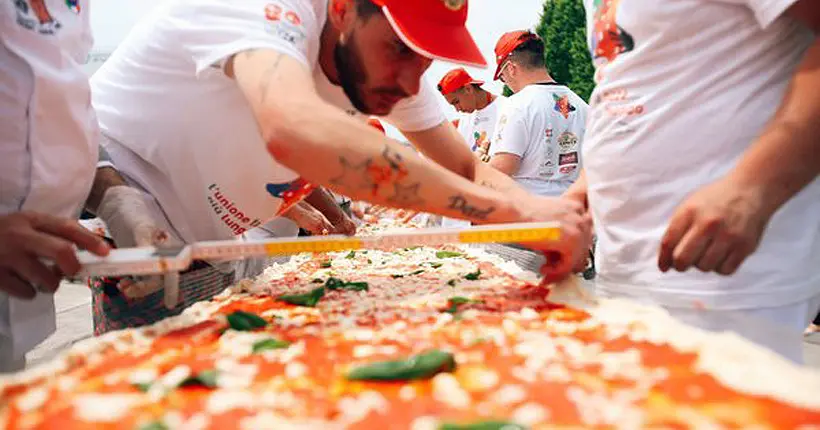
left=447, top=194, right=495, bottom=220
left=329, top=144, right=424, bottom=206
left=257, top=53, right=285, bottom=104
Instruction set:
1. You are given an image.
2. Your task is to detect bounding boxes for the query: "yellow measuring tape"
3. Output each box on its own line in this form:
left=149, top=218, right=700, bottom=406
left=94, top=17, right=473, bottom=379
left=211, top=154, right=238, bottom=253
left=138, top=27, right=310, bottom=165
left=458, top=226, right=561, bottom=244
left=264, top=239, right=364, bottom=255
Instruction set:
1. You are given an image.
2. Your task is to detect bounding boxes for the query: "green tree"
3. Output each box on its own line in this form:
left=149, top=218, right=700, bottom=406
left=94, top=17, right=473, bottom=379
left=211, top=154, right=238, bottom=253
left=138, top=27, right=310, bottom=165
left=536, top=0, right=595, bottom=101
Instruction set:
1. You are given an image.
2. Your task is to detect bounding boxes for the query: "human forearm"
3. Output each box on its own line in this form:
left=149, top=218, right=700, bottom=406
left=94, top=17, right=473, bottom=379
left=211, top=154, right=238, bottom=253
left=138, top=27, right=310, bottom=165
left=728, top=40, right=820, bottom=213
left=231, top=51, right=522, bottom=224
left=85, top=166, right=129, bottom=215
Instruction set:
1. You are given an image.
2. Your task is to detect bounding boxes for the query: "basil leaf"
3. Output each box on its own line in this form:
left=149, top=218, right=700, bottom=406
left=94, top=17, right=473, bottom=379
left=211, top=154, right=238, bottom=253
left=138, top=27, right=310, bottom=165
left=137, top=421, right=170, bottom=430
left=404, top=246, right=421, bottom=251
left=447, top=279, right=457, bottom=287
left=450, top=296, right=471, bottom=305
left=278, top=286, right=325, bottom=307
left=312, top=278, right=324, bottom=284
left=436, top=251, right=463, bottom=259
left=346, top=350, right=456, bottom=381
left=252, top=338, right=292, bottom=353
left=181, top=369, right=219, bottom=388
left=134, top=382, right=152, bottom=392
left=464, top=269, right=481, bottom=280
left=439, top=421, right=527, bottom=430
left=345, top=251, right=356, bottom=259
left=320, top=261, right=332, bottom=268
left=428, top=262, right=443, bottom=269
left=226, top=310, right=268, bottom=331
left=409, top=270, right=425, bottom=276
left=367, top=259, right=373, bottom=264
left=391, top=274, right=405, bottom=279
left=325, top=277, right=368, bottom=292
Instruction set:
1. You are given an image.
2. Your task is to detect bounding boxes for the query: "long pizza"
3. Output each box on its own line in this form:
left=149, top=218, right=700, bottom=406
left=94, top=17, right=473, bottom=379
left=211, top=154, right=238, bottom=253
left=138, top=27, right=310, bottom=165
left=2, top=217, right=820, bottom=429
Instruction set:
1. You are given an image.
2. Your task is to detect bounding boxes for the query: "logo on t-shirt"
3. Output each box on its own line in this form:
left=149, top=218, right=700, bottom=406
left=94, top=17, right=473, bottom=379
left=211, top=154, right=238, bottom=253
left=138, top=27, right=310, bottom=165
left=473, top=131, right=489, bottom=152
left=559, top=165, right=578, bottom=175
left=266, top=177, right=317, bottom=215
left=264, top=2, right=306, bottom=46
left=559, top=152, right=578, bottom=166
left=557, top=131, right=578, bottom=153
left=14, top=0, right=62, bottom=34
left=590, top=0, right=634, bottom=63
left=553, top=94, right=577, bottom=119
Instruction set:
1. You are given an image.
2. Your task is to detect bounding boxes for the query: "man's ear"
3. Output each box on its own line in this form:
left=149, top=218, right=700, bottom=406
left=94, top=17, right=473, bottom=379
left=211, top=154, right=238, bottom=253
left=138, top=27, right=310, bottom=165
left=328, top=0, right=355, bottom=32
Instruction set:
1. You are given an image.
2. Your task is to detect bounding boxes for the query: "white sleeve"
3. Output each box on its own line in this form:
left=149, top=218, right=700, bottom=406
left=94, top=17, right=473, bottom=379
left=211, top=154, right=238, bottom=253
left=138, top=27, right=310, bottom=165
left=385, top=78, right=447, bottom=133
left=456, top=115, right=473, bottom=148
left=175, top=0, right=320, bottom=76
left=716, top=0, right=800, bottom=28
left=489, top=102, right=529, bottom=158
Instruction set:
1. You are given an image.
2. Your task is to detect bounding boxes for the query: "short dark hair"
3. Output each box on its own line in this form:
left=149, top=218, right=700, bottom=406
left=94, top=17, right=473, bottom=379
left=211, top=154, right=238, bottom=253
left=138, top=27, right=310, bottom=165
left=509, top=37, right=545, bottom=70
left=356, top=0, right=382, bottom=20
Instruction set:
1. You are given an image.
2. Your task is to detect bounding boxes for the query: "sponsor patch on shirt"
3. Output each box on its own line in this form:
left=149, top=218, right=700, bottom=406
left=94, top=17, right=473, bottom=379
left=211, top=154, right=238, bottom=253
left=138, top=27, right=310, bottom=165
left=553, top=94, right=577, bottom=119
left=559, top=152, right=578, bottom=166
left=557, top=131, right=578, bottom=153
left=560, top=165, right=578, bottom=174
left=264, top=2, right=306, bottom=46
left=14, top=0, right=63, bottom=34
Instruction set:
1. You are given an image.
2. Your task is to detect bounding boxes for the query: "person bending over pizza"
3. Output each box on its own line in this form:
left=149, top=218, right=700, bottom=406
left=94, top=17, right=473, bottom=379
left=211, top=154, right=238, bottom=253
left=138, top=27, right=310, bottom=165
left=82, top=0, right=592, bottom=334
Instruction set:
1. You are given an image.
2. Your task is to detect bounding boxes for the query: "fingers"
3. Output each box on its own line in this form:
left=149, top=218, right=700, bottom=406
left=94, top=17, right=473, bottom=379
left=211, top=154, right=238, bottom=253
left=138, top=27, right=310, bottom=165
left=658, top=207, right=695, bottom=272
left=695, top=231, right=732, bottom=272
left=33, top=213, right=110, bottom=256
left=0, top=271, right=37, bottom=299
left=7, top=255, right=62, bottom=293
left=670, top=220, right=718, bottom=272
left=22, top=230, right=84, bottom=277
left=717, top=250, right=747, bottom=275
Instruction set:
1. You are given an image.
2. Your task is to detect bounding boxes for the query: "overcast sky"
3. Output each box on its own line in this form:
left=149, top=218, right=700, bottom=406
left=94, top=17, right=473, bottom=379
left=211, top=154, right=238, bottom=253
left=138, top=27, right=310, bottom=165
left=89, top=0, right=546, bottom=124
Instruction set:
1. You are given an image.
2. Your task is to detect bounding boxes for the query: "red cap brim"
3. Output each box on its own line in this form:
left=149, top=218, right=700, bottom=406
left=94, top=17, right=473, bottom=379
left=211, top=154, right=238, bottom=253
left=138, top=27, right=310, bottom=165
left=380, top=5, right=487, bottom=68
left=493, top=62, right=505, bottom=80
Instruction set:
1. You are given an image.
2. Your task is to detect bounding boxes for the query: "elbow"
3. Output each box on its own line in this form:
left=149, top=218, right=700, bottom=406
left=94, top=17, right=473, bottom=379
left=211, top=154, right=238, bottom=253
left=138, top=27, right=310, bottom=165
left=258, top=101, right=312, bottom=162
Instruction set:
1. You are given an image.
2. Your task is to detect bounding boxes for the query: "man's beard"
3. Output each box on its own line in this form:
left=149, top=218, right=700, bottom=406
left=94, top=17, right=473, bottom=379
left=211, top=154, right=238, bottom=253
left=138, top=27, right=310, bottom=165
left=334, top=33, right=372, bottom=114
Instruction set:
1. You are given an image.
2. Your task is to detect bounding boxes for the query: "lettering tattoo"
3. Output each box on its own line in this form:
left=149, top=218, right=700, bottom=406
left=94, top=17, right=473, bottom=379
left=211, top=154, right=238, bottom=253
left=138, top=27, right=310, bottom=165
left=447, top=194, right=495, bottom=220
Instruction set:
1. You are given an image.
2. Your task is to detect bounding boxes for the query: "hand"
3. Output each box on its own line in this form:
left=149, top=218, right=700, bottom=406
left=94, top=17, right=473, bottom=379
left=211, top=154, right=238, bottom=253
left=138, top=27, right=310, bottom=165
left=659, top=176, right=773, bottom=275
left=328, top=213, right=357, bottom=236
left=0, top=212, right=110, bottom=299
left=515, top=196, right=593, bottom=284
left=97, top=186, right=171, bottom=249
left=291, top=205, right=334, bottom=236
left=96, top=185, right=177, bottom=301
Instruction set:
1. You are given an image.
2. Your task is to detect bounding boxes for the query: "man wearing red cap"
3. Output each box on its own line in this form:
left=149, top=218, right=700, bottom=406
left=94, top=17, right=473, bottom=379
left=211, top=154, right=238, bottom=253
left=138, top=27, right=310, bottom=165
left=82, top=0, right=592, bottom=329
left=571, top=0, right=820, bottom=360
left=489, top=30, right=589, bottom=198
left=438, top=68, right=505, bottom=164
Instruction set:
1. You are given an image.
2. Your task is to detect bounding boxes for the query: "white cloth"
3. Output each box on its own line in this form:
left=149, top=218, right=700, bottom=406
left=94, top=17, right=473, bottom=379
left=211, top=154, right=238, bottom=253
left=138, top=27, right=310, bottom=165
left=90, top=0, right=445, bottom=246
left=441, top=97, right=507, bottom=229
left=0, top=0, right=96, bottom=366
left=583, top=0, right=820, bottom=310
left=489, top=83, right=588, bottom=197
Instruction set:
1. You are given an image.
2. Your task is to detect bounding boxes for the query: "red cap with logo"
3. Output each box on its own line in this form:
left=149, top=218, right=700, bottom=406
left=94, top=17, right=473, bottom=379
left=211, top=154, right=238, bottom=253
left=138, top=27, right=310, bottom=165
left=369, top=0, right=486, bottom=67
left=493, top=30, right=539, bottom=80
left=437, top=68, right=484, bottom=95
left=367, top=118, right=386, bottom=134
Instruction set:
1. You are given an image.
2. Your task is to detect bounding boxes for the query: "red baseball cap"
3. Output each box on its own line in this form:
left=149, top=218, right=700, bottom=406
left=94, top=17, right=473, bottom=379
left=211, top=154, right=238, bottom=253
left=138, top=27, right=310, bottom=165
left=367, top=118, right=386, bottom=134
left=370, top=0, right=486, bottom=67
left=493, top=30, right=539, bottom=80
left=437, top=68, right=484, bottom=95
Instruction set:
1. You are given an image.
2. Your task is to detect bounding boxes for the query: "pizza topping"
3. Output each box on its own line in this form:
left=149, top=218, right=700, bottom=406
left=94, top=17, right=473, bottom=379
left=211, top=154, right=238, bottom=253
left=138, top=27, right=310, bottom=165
left=15, top=387, right=48, bottom=413
left=432, top=373, right=472, bottom=409
left=439, top=421, right=527, bottom=430
left=391, top=270, right=425, bottom=278
left=206, top=390, right=256, bottom=414
left=320, top=261, right=332, bottom=268
left=73, top=393, right=143, bottom=422
left=511, top=403, right=548, bottom=426
left=399, top=384, right=417, bottom=401
left=137, top=421, right=169, bottom=430
left=436, top=251, right=463, bottom=258
left=338, top=390, right=390, bottom=424
left=225, top=310, right=268, bottom=331
left=345, top=251, right=357, bottom=259
left=252, top=338, right=292, bottom=353
left=347, top=350, right=456, bottom=381
left=278, top=286, right=326, bottom=307
left=464, top=269, right=482, bottom=281
left=447, top=279, right=457, bottom=287
left=491, top=384, right=527, bottom=405
left=324, top=277, right=369, bottom=292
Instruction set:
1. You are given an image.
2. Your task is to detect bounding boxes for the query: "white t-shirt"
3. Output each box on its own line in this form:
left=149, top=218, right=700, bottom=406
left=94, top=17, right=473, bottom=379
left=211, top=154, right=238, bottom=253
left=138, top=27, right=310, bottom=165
left=583, top=0, right=820, bottom=309
left=490, top=83, right=587, bottom=197
left=440, top=96, right=507, bottom=229
left=90, top=0, right=444, bottom=245
left=456, top=96, right=506, bottom=152
left=0, top=0, right=97, bottom=358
